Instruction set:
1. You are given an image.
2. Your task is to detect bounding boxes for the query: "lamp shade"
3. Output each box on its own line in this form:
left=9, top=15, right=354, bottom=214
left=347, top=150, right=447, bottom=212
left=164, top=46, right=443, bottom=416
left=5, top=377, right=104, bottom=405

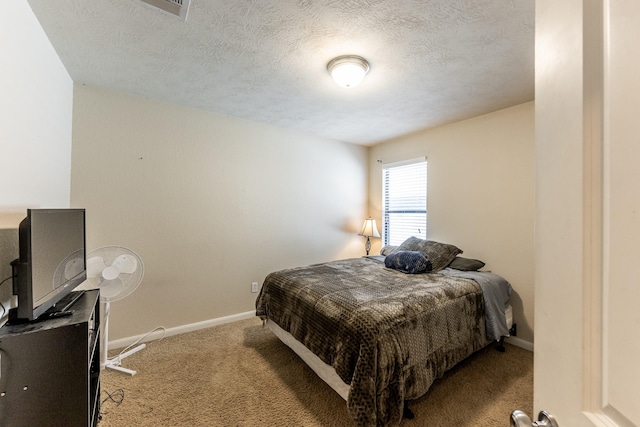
left=327, top=55, right=370, bottom=88
left=358, top=218, right=380, bottom=238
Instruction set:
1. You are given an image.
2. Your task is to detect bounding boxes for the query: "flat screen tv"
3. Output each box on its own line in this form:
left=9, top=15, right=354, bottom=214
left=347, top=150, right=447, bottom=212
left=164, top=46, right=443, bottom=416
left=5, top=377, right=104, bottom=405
left=10, top=208, right=87, bottom=322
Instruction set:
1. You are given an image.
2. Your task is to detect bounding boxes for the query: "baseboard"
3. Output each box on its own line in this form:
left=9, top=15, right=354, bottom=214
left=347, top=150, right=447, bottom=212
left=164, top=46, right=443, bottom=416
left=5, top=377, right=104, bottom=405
left=505, top=336, right=534, bottom=352
left=108, top=310, right=535, bottom=353
left=108, top=310, right=256, bottom=350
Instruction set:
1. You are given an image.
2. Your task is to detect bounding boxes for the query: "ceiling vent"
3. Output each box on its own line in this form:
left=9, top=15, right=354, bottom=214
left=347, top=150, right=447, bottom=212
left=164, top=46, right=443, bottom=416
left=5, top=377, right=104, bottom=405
left=137, top=0, right=190, bottom=21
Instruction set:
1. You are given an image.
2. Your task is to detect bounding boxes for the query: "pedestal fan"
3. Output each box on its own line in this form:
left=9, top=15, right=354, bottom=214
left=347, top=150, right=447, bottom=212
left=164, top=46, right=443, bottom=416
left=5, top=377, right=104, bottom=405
left=85, top=246, right=145, bottom=375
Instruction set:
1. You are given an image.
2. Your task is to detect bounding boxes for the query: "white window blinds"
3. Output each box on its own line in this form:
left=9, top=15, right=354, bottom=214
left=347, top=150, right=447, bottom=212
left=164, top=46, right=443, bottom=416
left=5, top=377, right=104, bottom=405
left=382, top=159, right=427, bottom=246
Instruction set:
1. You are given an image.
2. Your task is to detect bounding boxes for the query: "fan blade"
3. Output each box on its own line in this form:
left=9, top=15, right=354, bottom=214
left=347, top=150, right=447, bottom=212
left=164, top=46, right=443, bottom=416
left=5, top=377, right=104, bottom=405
left=112, top=254, right=138, bottom=274
left=87, top=256, right=107, bottom=278
left=100, top=278, right=124, bottom=300
left=64, top=257, right=84, bottom=280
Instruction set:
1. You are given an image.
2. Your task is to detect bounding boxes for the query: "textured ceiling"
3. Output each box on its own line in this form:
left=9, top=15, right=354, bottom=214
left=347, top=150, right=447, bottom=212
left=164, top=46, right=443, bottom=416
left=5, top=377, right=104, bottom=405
left=27, top=0, right=534, bottom=145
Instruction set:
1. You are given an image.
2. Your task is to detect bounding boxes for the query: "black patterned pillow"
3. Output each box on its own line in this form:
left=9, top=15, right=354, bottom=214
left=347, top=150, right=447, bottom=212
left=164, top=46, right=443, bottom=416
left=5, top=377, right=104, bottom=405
left=448, top=256, right=485, bottom=271
left=384, top=250, right=432, bottom=274
left=396, top=237, right=462, bottom=272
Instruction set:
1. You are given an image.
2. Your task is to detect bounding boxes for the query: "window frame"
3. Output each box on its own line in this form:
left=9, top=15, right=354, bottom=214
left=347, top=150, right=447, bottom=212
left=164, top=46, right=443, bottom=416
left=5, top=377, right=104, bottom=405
left=381, top=157, right=427, bottom=246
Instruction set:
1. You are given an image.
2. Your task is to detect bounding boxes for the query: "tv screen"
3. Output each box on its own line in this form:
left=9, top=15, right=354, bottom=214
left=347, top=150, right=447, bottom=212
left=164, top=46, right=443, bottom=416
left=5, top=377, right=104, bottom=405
left=11, top=208, right=87, bottom=322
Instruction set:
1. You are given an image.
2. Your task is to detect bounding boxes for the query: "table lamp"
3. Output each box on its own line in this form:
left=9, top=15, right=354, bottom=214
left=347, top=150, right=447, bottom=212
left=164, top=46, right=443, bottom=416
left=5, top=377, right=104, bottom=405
left=358, top=218, right=380, bottom=255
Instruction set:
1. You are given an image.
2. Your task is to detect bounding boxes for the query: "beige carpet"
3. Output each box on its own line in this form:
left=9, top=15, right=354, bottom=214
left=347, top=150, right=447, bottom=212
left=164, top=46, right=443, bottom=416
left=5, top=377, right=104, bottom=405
left=99, top=317, right=532, bottom=427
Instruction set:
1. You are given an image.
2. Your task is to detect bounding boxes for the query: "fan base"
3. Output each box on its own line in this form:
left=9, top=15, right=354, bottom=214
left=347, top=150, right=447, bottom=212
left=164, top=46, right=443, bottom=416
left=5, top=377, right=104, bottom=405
left=102, top=343, right=146, bottom=376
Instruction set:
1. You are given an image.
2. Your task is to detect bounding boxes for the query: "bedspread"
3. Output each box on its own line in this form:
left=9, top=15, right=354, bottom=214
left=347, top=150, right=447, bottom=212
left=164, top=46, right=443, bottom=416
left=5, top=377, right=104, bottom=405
left=255, top=257, right=490, bottom=427
left=440, top=268, right=513, bottom=340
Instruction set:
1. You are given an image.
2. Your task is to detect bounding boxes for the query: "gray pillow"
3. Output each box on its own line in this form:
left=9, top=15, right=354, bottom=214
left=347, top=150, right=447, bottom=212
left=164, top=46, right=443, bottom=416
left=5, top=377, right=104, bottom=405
left=448, top=256, right=485, bottom=271
left=380, top=245, right=398, bottom=256
left=384, top=250, right=432, bottom=274
left=396, top=237, right=462, bottom=272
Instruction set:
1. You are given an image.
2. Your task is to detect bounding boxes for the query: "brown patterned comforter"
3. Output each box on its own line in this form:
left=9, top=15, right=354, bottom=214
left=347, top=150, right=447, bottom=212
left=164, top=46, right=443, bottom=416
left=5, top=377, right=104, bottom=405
left=255, top=257, right=489, bottom=427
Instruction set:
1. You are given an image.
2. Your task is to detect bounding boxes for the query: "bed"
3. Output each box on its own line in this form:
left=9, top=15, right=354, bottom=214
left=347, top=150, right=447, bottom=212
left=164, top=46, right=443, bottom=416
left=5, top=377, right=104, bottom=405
left=255, top=237, right=513, bottom=427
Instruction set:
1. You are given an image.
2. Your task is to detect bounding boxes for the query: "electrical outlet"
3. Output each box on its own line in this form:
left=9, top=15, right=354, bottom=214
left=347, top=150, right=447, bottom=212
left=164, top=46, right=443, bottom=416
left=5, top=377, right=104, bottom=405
left=251, top=282, right=259, bottom=293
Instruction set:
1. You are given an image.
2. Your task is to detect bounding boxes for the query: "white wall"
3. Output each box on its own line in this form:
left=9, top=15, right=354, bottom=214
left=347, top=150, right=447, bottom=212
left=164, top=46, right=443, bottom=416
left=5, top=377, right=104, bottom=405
left=368, top=102, right=535, bottom=343
left=71, top=85, right=368, bottom=341
left=0, top=1, right=74, bottom=214
left=0, top=1, right=73, bottom=323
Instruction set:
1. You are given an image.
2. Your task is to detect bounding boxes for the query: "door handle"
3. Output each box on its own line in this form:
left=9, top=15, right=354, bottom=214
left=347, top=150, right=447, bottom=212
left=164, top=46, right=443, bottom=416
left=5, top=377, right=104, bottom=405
left=510, top=410, right=559, bottom=427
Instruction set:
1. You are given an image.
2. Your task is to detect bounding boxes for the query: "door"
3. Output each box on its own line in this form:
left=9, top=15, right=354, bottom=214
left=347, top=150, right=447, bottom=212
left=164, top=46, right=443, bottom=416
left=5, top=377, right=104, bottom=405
left=534, top=1, right=639, bottom=426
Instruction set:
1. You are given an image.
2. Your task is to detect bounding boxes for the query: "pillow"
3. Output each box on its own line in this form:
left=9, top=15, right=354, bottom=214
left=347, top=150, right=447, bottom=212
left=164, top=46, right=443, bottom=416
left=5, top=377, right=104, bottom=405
left=448, top=256, right=485, bottom=271
left=384, top=250, right=432, bottom=274
left=396, top=236, right=462, bottom=272
left=380, top=245, right=398, bottom=256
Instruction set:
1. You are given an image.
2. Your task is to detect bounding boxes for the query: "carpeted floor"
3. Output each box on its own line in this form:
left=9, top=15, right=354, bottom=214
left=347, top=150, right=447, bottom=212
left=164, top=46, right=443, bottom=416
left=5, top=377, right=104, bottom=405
left=98, top=317, right=532, bottom=426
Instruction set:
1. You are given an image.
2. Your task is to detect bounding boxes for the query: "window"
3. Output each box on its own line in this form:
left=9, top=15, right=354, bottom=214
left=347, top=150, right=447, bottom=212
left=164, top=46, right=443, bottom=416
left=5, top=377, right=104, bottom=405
left=382, top=158, right=427, bottom=246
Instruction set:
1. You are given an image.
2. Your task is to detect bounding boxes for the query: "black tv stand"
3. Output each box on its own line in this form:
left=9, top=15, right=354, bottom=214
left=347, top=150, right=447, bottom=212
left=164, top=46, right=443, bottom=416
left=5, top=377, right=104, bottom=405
left=58, top=288, right=86, bottom=311
left=0, top=290, right=101, bottom=427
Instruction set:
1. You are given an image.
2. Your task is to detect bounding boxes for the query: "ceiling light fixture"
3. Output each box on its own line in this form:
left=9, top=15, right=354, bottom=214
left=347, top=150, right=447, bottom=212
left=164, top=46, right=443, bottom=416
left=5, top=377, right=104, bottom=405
left=327, top=55, right=370, bottom=88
